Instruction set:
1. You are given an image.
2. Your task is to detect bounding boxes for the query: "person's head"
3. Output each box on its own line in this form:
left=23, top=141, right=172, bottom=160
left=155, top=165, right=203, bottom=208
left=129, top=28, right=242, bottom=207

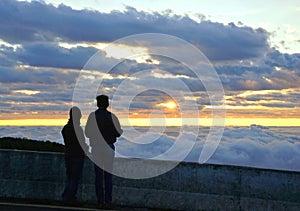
left=69, top=106, right=82, bottom=123
left=96, top=95, right=109, bottom=109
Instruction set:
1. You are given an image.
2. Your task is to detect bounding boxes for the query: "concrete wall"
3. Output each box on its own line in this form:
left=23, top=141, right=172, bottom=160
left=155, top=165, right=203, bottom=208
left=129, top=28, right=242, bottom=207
left=0, top=149, right=300, bottom=210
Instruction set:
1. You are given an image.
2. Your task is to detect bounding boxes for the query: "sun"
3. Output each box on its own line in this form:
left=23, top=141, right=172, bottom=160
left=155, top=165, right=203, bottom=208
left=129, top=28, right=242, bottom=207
left=158, top=101, right=177, bottom=109
left=165, top=101, right=177, bottom=109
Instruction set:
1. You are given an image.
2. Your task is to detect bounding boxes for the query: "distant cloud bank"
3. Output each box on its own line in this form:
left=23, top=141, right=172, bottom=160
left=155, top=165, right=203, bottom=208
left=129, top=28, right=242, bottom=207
left=1, top=125, right=299, bottom=172
left=116, top=125, right=300, bottom=172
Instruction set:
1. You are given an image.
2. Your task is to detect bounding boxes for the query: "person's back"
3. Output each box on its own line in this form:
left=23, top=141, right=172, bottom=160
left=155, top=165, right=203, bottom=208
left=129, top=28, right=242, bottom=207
left=94, top=108, right=122, bottom=144
left=62, top=121, right=85, bottom=157
left=85, top=95, right=123, bottom=148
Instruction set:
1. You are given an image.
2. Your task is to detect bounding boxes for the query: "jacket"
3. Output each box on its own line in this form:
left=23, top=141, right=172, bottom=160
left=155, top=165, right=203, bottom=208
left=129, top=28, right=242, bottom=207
left=85, top=108, right=123, bottom=145
left=62, top=120, right=86, bottom=157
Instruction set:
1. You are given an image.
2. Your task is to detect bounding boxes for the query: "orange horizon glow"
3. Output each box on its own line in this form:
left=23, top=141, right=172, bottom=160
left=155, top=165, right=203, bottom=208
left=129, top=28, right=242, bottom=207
left=0, top=117, right=300, bottom=127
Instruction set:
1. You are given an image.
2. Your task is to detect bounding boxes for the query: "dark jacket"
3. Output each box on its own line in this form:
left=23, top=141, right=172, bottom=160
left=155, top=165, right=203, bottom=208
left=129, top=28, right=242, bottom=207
left=62, top=120, right=86, bottom=157
left=85, top=108, right=123, bottom=145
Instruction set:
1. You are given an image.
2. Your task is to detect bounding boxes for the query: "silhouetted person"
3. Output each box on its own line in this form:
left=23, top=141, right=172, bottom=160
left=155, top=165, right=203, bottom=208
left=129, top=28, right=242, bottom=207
left=85, top=95, right=123, bottom=206
left=61, top=106, right=87, bottom=204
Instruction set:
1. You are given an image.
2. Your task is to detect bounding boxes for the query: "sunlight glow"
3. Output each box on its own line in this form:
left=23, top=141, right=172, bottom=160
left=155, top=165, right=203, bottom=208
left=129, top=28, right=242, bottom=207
left=13, top=90, right=40, bottom=95
left=158, top=101, right=177, bottom=109
left=236, top=88, right=295, bottom=98
left=59, top=41, right=158, bottom=64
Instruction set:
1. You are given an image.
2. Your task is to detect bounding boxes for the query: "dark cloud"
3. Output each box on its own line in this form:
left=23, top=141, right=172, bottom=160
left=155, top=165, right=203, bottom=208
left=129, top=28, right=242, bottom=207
left=260, top=102, right=296, bottom=108
left=0, top=44, right=16, bottom=67
left=12, top=43, right=98, bottom=69
left=265, top=50, right=300, bottom=71
left=217, top=64, right=300, bottom=91
left=0, top=0, right=269, bottom=61
left=216, top=65, right=273, bottom=76
left=0, top=66, right=79, bottom=84
left=0, top=81, right=75, bottom=114
left=0, top=86, right=10, bottom=94
left=0, top=42, right=121, bottom=71
left=224, top=89, right=300, bottom=109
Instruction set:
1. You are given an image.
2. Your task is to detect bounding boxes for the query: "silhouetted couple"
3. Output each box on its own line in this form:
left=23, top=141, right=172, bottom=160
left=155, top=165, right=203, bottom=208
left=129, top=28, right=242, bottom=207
left=61, top=95, right=123, bottom=207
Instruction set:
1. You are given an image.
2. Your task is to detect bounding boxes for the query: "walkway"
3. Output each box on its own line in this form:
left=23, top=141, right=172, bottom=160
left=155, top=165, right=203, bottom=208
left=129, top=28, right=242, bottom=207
left=0, top=201, right=154, bottom=211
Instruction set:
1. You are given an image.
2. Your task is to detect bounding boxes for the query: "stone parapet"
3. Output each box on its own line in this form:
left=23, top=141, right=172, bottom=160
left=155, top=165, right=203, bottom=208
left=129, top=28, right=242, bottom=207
left=0, top=149, right=299, bottom=210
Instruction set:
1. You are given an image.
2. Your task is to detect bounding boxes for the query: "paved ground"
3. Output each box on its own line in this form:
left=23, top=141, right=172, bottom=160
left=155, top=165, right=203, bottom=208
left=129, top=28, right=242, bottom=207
left=0, top=202, right=153, bottom=211
left=0, top=202, right=104, bottom=211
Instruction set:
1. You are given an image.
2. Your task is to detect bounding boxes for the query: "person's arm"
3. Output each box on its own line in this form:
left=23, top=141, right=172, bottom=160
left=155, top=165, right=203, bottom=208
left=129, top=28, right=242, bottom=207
left=85, top=112, right=95, bottom=138
left=77, top=126, right=89, bottom=154
left=61, top=125, right=69, bottom=146
left=112, top=114, right=123, bottom=137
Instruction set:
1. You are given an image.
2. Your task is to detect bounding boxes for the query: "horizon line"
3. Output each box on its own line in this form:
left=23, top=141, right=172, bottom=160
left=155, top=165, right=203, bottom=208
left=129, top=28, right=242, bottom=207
left=0, top=118, right=300, bottom=127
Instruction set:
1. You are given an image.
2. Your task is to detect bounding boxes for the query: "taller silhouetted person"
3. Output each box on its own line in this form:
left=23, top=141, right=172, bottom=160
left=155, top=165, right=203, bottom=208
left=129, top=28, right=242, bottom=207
left=61, top=106, right=87, bottom=204
left=85, top=95, right=123, bottom=207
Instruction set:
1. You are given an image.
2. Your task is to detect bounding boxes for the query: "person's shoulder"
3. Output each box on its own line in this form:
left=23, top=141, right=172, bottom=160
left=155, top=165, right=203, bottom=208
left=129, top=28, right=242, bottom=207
left=88, top=111, right=96, bottom=118
left=109, top=111, right=118, bottom=117
left=97, top=108, right=111, bottom=115
left=61, top=123, right=71, bottom=135
left=61, top=125, right=66, bottom=133
left=107, top=110, right=117, bottom=118
left=62, top=122, right=69, bottom=130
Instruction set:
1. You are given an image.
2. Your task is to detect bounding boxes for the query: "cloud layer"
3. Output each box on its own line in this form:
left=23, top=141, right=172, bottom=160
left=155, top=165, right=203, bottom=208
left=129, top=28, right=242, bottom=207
left=116, top=125, right=300, bottom=171
left=1, top=125, right=299, bottom=172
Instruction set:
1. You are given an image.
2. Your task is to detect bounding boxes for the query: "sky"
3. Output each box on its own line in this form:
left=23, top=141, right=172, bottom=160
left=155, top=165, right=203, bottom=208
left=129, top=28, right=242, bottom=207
left=0, top=0, right=300, bottom=126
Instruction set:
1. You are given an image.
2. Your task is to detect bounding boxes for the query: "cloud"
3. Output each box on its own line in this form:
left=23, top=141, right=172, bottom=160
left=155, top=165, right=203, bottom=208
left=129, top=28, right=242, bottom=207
left=115, top=125, right=300, bottom=171
left=2, top=125, right=298, bottom=172
left=0, top=0, right=299, bottom=118
left=0, top=85, right=73, bottom=115
left=0, top=66, right=79, bottom=84
left=116, top=132, right=175, bottom=158
left=207, top=125, right=300, bottom=171
left=265, top=50, right=300, bottom=71
left=217, top=64, right=300, bottom=91
left=13, top=43, right=98, bottom=69
left=0, top=65, right=81, bottom=114
left=0, top=126, right=63, bottom=143
left=0, top=0, right=270, bottom=61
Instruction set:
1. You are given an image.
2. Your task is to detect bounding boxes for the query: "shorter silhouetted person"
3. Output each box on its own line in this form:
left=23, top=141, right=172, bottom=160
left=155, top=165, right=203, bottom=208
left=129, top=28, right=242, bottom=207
left=61, top=106, right=87, bottom=204
left=85, top=95, right=123, bottom=206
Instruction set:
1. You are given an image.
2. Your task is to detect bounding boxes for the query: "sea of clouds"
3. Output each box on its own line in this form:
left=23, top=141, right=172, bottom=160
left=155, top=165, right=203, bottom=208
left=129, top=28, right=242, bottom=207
left=1, top=125, right=299, bottom=172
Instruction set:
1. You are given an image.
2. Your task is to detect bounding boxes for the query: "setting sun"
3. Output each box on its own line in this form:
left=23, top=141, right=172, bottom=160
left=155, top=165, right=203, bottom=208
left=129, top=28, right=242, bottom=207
left=158, top=101, right=177, bottom=109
